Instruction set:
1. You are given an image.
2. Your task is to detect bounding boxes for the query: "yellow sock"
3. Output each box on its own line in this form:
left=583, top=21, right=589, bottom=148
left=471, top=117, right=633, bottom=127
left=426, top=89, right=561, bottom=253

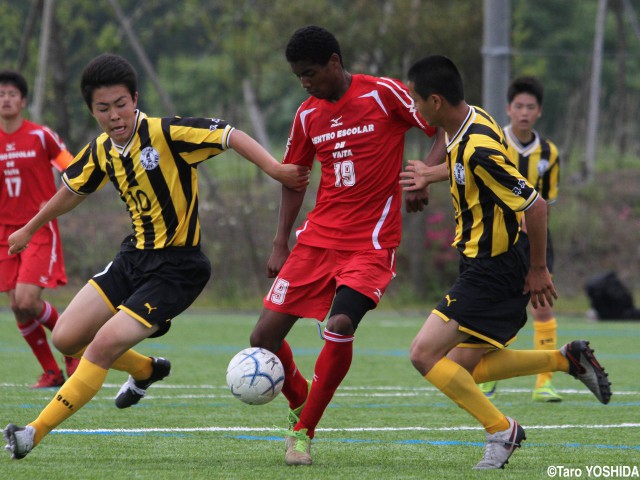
left=67, top=347, right=151, bottom=380
left=29, top=358, right=108, bottom=446
left=110, top=350, right=152, bottom=380
left=472, top=348, right=569, bottom=384
left=534, top=318, right=557, bottom=388
left=426, top=357, right=509, bottom=433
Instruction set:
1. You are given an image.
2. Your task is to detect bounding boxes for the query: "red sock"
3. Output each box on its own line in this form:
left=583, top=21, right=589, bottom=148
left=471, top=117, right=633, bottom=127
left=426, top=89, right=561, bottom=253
left=17, top=319, right=61, bottom=373
left=35, top=301, right=59, bottom=331
left=297, top=330, right=353, bottom=438
left=275, top=340, right=309, bottom=409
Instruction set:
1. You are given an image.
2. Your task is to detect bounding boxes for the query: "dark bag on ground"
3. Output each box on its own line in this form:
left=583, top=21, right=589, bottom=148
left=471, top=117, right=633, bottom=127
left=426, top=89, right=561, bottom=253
left=585, top=271, right=640, bottom=320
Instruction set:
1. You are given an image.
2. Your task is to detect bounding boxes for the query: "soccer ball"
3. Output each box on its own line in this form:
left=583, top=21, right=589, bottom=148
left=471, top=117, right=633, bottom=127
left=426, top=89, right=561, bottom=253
left=226, top=347, right=285, bottom=405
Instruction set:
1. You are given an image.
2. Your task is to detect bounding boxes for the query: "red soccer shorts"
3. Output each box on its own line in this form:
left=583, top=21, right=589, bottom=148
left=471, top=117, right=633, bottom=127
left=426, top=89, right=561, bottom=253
left=263, top=243, right=397, bottom=321
left=0, top=222, right=67, bottom=292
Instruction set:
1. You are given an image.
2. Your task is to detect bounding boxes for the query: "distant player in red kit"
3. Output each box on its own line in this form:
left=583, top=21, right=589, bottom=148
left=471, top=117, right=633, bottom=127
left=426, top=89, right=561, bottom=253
left=0, top=70, right=79, bottom=388
left=248, top=25, right=445, bottom=465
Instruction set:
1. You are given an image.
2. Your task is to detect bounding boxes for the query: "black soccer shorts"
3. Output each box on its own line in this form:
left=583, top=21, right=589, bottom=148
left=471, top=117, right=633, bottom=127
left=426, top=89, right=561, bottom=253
left=433, top=238, right=530, bottom=348
left=89, top=244, right=211, bottom=337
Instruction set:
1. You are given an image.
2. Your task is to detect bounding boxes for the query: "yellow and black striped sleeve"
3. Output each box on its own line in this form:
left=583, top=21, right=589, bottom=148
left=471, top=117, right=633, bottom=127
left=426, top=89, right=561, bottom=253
left=471, top=143, right=539, bottom=214
left=62, top=136, right=110, bottom=195
left=164, top=117, right=234, bottom=165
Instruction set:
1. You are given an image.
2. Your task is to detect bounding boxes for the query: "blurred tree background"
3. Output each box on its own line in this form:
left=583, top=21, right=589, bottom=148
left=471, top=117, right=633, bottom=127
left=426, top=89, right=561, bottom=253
left=1, top=0, right=639, bottom=311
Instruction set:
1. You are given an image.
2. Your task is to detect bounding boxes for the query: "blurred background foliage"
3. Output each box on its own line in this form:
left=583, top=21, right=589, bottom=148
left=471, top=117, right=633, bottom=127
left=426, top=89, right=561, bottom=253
left=1, top=0, right=639, bottom=311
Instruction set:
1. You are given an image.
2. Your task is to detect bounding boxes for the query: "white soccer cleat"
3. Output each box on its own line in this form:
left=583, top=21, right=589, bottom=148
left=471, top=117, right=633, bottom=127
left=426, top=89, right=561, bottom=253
left=473, top=417, right=525, bottom=470
left=3, top=424, right=35, bottom=460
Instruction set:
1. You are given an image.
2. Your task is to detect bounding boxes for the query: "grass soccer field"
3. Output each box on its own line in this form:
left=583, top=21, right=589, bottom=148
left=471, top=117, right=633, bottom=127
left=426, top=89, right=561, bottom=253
left=1, top=310, right=638, bottom=479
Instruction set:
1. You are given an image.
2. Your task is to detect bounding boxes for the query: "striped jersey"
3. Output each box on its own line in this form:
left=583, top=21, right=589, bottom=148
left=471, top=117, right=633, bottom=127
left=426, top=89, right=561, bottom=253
left=446, top=106, right=539, bottom=258
left=284, top=74, right=436, bottom=250
left=1, top=119, right=73, bottom=225
left=503, top=125, right=559, bottom=204
left=62, top=111, right=233, bottom=249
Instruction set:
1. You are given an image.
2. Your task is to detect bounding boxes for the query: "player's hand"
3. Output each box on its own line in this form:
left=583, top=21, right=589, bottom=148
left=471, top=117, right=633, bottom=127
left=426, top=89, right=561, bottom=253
left=277, top=164, right=310, bottom=192
left=404, top=186, right=430, bottom=213
left=7, top=228, right=32, bottom=255
left=399, top=160, right=431, bottom=192
left=524, top=265, right=558, bottom=308
left=266, top=243, right=290, bottom=278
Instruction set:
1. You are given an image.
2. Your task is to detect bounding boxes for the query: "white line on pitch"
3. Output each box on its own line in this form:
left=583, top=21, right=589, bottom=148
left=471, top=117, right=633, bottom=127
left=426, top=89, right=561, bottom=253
left=1, top=383, right=638, bottom=396
left=53, top=423, right=640, bottom=434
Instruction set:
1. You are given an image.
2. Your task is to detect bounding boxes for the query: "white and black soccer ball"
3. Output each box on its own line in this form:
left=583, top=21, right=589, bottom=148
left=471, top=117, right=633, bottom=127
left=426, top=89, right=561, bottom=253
left=226, top=347, right=285, bottom=405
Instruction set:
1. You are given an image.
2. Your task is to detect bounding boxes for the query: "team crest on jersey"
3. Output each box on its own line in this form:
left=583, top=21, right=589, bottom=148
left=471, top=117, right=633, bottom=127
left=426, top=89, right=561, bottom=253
left=537, top=158, right=550, bottom=176
left=140, top=146, right=160, bottom=170
left=453, top=163, right=466, bottom=185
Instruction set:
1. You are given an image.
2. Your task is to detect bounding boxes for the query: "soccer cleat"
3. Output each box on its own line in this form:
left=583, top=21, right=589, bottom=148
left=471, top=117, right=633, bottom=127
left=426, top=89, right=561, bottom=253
left=479, top=381, right=498, bottom=400
left=30, top=369, right=65, bottom=388
left=64, top=356, right=80, bottom=377
left=285, top=379, right=312, bottom=450
left=561, top=340, right=611, bottom=404
left=532, top=380, right=563, bottom=402
left=3, top=424, right=35, bottom=460
left=285, top=428, right=312, bottom=466
left=473, top=417, right=526, bottom=470
left=114, top=357, right=171, bottom=409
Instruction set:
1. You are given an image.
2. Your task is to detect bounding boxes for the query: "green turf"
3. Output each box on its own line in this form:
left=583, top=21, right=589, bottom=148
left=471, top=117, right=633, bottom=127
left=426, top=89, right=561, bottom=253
left=1, top=310, right=638, bottom=479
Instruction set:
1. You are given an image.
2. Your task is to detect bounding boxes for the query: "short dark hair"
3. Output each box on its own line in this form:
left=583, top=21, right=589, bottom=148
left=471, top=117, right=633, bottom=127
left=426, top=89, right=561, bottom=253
left=407, top=55, right=464, bottom=106
left=0, top=70, right=28, bottom=98
left=80, top=53, right=137, bottom=109
left=508, top=76, right=543, bottom=105
left=285, top=25, right=343, bottom=66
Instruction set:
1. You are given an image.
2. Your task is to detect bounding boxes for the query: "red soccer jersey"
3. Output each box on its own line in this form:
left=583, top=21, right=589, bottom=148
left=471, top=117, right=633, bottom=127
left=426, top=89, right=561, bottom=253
left=284, top=74, right=436, bottom=250
left=0, top=119, right=72, bottom=225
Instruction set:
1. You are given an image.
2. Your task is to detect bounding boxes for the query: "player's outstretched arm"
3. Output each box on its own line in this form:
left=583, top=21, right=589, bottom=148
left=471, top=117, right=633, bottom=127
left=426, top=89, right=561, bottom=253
left=400, top=160, right=448, bottom=192
left=228, top=129, right=310, bottom=191
left=8, top=186, right=86, bottom=255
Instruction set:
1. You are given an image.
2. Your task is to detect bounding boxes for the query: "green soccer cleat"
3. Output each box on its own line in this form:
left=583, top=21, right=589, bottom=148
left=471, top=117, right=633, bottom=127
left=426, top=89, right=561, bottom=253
left=532, top=380, right=563, bottom=402
left=479, top=381, right=498, bottom=400
left=285, top=379, right=312, bottom=450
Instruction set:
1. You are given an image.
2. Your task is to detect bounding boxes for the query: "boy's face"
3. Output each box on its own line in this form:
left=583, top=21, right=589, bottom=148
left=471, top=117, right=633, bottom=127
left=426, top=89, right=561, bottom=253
left=408, top=81, right=438, bottom=127
left=90, top=85, right=138, bottom=145
left=289, top=53, right=343, bottom=102
left=506, top=92, right=541, bottom=133
left=0, top=84, right=27, bottom=121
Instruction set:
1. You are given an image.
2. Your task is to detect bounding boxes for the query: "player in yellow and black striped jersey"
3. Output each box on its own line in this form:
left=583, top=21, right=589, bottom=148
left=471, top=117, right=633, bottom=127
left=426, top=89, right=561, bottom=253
left=443, top=106, right=538, bottom=259
left=2, top=53, right=310, bottom=460
left=63, top=113, right=235, bottom=250
left=479, top=76, right=563, bottom=403
left=399, top=55, right=610, bottom=470
left=505, top=125, right=559, bottom=204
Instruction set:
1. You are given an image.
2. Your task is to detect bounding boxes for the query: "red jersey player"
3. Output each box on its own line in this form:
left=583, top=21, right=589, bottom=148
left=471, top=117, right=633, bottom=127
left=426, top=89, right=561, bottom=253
left=248, top=26, right=445, bottom=466
left=0, top=71, right=79, bottom=387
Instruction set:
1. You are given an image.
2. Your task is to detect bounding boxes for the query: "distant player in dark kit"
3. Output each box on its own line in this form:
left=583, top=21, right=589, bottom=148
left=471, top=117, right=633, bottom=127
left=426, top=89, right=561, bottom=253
left=3, top=53, right=309, bottom=460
